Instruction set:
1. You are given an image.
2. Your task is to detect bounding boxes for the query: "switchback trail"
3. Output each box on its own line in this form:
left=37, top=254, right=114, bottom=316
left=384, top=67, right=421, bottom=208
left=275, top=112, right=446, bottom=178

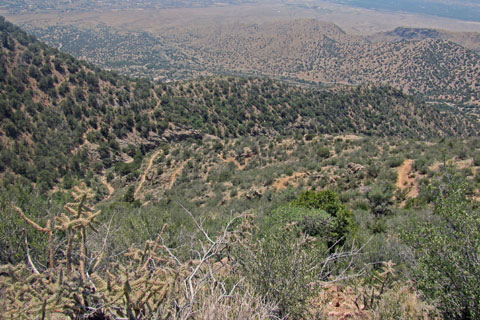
left=218, top=154, right=250, bottom=170
left=135, top=150, right=162, bottom=198
left=273, top=172, right=306, bottom=191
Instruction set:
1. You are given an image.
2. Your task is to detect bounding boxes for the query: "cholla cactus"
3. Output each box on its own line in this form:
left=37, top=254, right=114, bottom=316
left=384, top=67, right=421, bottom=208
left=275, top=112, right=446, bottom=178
left=1, top=183, right=187, bottom=319
left=0, top=184, right=240, bottom=319
left=55, top=183, right=101, bottom=282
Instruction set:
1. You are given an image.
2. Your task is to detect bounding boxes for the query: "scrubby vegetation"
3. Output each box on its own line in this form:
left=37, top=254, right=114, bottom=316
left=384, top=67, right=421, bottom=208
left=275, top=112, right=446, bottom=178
left=24, top=19, right=480, bottom=106
left=1, top=17, right=480, bottom=319
left=1, top=17, right=477, bottom=194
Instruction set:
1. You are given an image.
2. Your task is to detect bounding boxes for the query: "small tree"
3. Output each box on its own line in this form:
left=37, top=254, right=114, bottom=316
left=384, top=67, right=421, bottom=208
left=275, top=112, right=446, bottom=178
left=235, top=208, right=360, bottom=319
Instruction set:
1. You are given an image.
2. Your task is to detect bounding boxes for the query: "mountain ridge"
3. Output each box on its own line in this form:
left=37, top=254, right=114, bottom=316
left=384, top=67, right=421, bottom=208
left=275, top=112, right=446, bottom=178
left=368, top=26, right=480, bottom=53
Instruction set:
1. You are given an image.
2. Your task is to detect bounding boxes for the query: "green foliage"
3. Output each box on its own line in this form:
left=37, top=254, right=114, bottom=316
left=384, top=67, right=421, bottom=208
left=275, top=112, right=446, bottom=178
left=0, top=185, right=277, bottom=319
left=473, top=152, right=480, bottom=166
left=405, top=178, right=480, bottom=319
left=0, top=184, right=64, bottom=265
left=123, top=185, right=135, bottom=203
left=316, top=146, right=331, bottom=159
left=366, top=182, right=394, bottom=217
left=235, top=215, right=347, bottom=319
left=264, top=205, right=333, bottom=239
left=387, top=156, right=404, bottom=168
left=290, top=190, right=355, bottom=242
left=238, top=231, right=316, bottom=318
left=0, top=15, right=478, bottom=194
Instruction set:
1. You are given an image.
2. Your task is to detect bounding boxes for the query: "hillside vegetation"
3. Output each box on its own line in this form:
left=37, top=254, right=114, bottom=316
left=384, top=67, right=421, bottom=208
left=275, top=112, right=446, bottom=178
left=2, top=17, right=480, bottom=320
left=22, top=19, right=480, bottom=105
left=1, top=16, right=476, bottom=192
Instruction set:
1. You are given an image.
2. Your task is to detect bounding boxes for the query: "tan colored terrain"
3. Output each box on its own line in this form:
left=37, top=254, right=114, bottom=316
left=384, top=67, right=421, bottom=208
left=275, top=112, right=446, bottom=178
left=4, top=1, right=480, bottom=35
left=169, top=162, right=186, bottom=190
left=218, top=153, right=252, bottom=171
left=101, top=175, right=115, bottom=200
left=369, top=26, right=480, bottom=53
left=135, top=150, right=162, bottom=198
left=397, top=159, right=419, bottom=199
left=176, top=19, right=480, bottom=103
left=273, top=172, right=307, bottom=191
left=8, top=12, right=479, bottom=104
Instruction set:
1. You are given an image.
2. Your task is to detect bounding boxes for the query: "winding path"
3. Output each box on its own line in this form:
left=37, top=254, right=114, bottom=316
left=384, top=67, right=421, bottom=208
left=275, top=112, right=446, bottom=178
left=135, top=150, right=162, bottom=198
left=169, top=163, right=186, bottom=189
left=273, top=172, right=306, bottom=191
left=218, top=154, right=250, bottom=170
left=101, top=176, right=115, bottom=200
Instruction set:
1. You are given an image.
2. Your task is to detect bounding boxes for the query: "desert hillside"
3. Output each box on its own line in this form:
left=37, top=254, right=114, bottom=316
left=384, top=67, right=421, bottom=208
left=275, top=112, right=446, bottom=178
left=2, top=16, right=480, bottom=320
left=19, top=19, right=480, bottom=106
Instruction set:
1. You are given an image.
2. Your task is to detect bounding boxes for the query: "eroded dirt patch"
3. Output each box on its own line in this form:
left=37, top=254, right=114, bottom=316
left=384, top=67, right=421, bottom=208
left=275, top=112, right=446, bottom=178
left=273, top=172, right=306, bottom=191
left=397, top=159, right=419, bottom=198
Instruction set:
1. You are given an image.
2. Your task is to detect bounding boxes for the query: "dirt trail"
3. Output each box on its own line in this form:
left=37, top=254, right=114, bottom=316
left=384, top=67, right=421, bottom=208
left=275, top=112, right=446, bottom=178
left=218, top=154, right=250, bottom=170
left=397, top=159, right=419, bottom=198
left=273, top=172, right=306, bottom=191
left=101, top=176, right=115, bottom=200
left=169, top=163, right=185, bottom=189
left=135, top=150, right=161, bottom=198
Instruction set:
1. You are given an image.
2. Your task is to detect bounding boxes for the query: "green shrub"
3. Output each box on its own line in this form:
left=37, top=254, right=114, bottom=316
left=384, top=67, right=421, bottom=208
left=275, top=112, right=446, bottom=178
left=123, top=185, right=135, bottom=203
left=387, top=156, right=404, bottom=168
left=235, top=210, right=355, bottom=319
left=366, top=182, right=394, bottom=217
left=413, top=157, right=429, bottom=175
left=290, top=190, right=355, bottom=243
left=263, top=205, right=333, bottom=239
left=316, top=146, right=330, bottom=159
left=405, top=179, right=480, bottom=319
left=473, top=152, right=480, bottom=166
left=235, top=229, right=318, bottom=318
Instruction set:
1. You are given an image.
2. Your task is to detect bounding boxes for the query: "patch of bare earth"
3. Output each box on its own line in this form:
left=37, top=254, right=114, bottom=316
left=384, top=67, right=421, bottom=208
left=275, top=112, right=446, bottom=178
left=273, top=172, right=306, bottom=191
left=311, top=284, right=370, bottom=319
left=101, top=176, right=115, bottom=200
left=397, top=159, right=419, bottom=199
left=135, top=150, right=162, bottom=198
left=218, top=153, right=251, bottom=170
left=169, top=162, right=185, bottom=189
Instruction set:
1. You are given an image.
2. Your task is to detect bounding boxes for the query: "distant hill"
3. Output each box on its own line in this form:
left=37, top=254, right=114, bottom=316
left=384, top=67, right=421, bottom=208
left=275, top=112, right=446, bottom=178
left=23, top=19, right=480, bottom=106
left=173, top=20, right=480, bottom=105
left=369, top=27, right=480, bottom=53
left=0, top=0, right=254, bottom=13
left=0, top=17, right=478, bottom=191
